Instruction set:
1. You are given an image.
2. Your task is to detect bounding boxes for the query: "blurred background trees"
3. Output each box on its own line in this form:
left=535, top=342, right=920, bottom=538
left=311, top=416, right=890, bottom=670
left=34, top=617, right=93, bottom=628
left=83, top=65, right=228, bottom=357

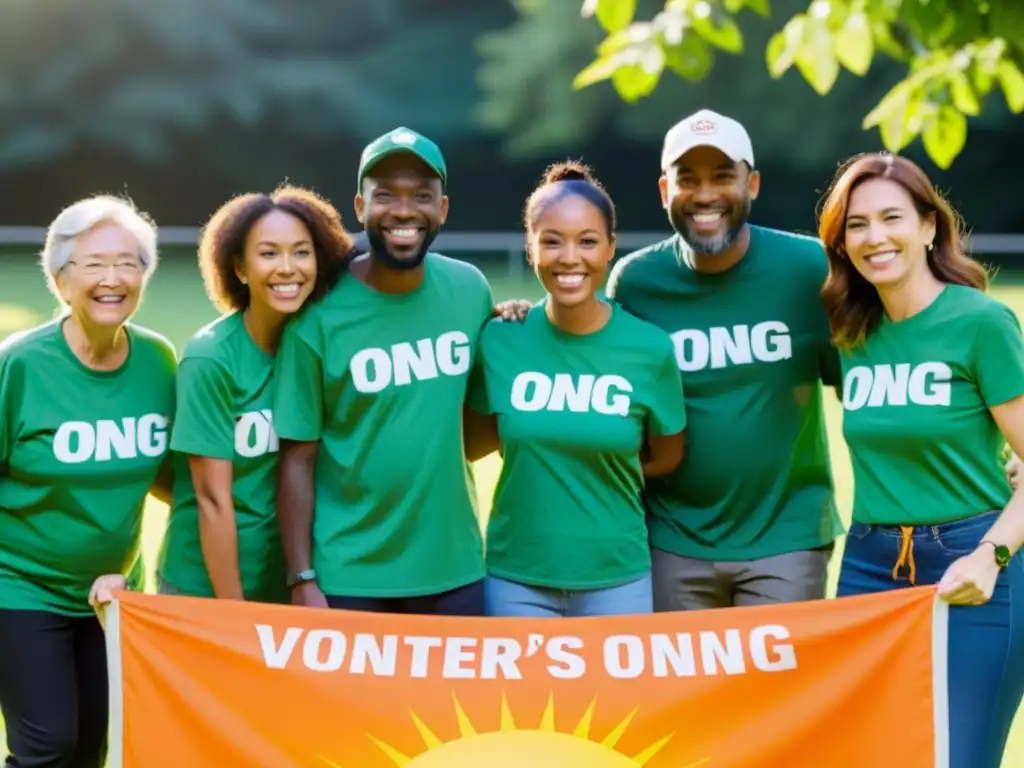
left=0, top=0, right=1020, bottom=232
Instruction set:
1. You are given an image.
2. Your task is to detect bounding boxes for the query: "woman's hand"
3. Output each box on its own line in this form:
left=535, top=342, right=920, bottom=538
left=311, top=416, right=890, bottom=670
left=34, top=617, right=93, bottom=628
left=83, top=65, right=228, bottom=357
left=937, top=546, right=1001, bottom=605
left=1006, top=453, right=1022, bottom=491
left=89, top=573, right=128, bottom=627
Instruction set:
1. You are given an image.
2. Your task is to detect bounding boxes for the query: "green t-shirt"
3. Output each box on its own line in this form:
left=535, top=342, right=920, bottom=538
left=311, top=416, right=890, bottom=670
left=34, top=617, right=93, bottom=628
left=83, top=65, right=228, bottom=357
left=607, top=226, right=842, bottom=560
left=273, top=254, right=494, bottom=597
left=158, top=312, right=288, bottom=603
left=0, top=319, right=176, bottom=615
left=469, top=303, right=687, bottom=589
left=842, top=284, right=1024, bottom=525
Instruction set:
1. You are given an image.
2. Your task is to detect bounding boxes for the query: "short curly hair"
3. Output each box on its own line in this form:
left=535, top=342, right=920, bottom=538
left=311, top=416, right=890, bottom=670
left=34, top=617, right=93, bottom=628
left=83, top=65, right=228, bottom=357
left=197, top=185, right=354, bottom=313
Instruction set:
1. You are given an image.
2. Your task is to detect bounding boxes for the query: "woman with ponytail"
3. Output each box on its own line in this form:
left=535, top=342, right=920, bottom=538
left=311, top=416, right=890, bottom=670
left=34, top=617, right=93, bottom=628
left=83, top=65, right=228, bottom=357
left=468, top=161, right=688, bottom=618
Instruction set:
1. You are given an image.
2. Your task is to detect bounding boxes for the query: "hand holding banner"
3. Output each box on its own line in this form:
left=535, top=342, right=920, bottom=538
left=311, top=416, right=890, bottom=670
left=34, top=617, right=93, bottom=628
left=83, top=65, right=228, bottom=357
left=105, top=586, right=948, bottom=767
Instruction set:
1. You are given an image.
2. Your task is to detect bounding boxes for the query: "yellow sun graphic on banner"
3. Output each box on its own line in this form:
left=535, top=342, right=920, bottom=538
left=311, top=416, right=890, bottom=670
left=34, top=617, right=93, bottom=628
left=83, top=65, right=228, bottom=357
left=321, top=694, right=710, bottom=768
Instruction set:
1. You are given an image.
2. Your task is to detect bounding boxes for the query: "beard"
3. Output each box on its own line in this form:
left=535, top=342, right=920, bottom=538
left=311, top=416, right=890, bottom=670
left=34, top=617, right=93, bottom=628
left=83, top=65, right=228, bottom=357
left=365, top=224, right=441, bottom=271
left=668, top=195, right=752, bottom=256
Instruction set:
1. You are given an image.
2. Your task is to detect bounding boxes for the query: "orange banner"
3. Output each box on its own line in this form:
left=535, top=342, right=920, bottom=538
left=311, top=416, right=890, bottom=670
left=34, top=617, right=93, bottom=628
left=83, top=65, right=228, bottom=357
left=105, top=586, right=949, bottom=768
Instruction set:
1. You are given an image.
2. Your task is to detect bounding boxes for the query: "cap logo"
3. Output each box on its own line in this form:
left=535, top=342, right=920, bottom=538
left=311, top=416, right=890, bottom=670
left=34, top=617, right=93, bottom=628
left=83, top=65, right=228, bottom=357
left=691, top=119, right=717, bottom=134
left=391, top=129, right=418, bottom=145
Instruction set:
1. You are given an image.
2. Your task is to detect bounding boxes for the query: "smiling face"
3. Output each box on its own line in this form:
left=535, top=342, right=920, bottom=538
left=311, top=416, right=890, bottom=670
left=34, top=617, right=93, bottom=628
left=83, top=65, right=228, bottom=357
left=55, top=221, right=145, bottom=328
left=843, top=177, right=936, bottom=289
left=660, top=145, right=759, bottom=256
left=528, top=193, right=615, bottom=309
left=237, top=209, right=317, bottom=315
left=356, top=153, right=449, bottom=270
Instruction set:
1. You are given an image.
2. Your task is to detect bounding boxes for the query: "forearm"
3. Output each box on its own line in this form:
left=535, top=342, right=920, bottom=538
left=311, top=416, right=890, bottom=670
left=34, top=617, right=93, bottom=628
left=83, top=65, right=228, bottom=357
left=276, top=443, right=317, bottom=574
left=197, top=499, right=244, bottom=600
left=982, top=487, right=1024, bottom=555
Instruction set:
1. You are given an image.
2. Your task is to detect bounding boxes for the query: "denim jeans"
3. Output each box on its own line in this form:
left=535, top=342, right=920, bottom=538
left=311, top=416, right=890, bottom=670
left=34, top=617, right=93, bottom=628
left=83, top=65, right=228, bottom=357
left=837, top=511, right=1024, bottom=768
left=484, top=573, right=653, bottom=618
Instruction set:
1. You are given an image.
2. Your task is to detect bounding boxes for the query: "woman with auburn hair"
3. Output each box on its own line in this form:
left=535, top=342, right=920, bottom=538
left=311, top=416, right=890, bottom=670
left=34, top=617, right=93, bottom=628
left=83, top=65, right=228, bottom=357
left=819, top=152, right=1024, bottom=767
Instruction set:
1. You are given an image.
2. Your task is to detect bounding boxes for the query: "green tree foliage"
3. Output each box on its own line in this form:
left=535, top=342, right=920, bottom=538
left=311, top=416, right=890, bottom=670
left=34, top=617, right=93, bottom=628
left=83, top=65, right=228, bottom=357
left=572, top=0, right=1024, bottom=168
left=0, top=0, right=492, bottom=169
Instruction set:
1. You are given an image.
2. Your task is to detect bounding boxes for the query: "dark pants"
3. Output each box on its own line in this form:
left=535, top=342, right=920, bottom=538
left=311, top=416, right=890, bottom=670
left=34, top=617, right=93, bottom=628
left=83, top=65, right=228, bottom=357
left=651, top=545, right=833, bottom=611
left=838, top=511, right=1024, bottom=768
left=326, top=579, right=484, bottom=616
left=0, top=610, right=108, bottom=768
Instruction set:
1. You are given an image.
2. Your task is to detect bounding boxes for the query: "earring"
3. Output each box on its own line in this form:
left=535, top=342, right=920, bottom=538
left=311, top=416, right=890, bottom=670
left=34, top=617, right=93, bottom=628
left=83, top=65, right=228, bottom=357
left=926, top=242, right=934, bottom=252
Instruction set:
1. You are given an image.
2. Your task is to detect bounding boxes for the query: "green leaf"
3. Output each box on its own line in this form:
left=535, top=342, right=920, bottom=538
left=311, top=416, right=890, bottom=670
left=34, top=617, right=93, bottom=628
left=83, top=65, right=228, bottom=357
left=664, top=32, right=713, bottom=80
left=724, top=0, right=744, bottom=13
left=692, top=15, right=744, bottom=54
left=862, top=82, right=908, bottom=128
left=996, top=58, right=1024, bottom=113
left=947, top=70, right=980, bottom=115
left=834, top=9, right=873, bottom=76
left=573, top=55, right=620, bottom=89
left=595, top=0, right=636, bottom=33
left=921, top=104, right=967, bottom=169
left=878, top=100, right=916, bottom=152
left=766, top=15, right=805, bottom=78
left=796, top=17, right=839, bottom=94
left=597, top=22, right=654, bottom=57
left=611, top=60, right=662, bottom=102
left=744, top=0, right=770, bottom=17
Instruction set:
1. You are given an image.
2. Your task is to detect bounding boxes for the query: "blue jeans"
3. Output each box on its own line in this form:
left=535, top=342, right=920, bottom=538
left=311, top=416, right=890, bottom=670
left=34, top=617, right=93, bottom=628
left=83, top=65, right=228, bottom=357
left=484, top=573, right=653, bottom=618
left=837, top=511, right=1024, bottom=768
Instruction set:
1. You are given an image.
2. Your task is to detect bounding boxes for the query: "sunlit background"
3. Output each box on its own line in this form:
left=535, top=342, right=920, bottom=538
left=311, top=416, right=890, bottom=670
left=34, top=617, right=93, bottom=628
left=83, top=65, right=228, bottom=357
left=1, top=0, right=1022, bottom=764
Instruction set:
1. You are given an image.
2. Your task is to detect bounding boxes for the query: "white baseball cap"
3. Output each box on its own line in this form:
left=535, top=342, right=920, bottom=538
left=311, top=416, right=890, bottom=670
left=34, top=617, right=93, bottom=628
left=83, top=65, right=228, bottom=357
left=661, top=109, right=755, bottom=171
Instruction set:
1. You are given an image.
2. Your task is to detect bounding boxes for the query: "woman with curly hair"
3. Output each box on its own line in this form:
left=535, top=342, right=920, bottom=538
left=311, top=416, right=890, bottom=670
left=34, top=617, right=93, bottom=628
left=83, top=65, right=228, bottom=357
left=120, top=185, right=351, bottom=604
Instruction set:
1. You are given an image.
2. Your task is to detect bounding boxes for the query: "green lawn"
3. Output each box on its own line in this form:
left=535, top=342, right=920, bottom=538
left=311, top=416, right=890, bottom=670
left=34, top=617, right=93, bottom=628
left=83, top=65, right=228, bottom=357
left=0, top=251, right=1021, bottom=764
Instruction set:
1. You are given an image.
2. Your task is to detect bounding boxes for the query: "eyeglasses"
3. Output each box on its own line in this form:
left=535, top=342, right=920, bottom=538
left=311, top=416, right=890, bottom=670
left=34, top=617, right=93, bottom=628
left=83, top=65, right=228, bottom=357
left=66, top=259, right=143, bottom=278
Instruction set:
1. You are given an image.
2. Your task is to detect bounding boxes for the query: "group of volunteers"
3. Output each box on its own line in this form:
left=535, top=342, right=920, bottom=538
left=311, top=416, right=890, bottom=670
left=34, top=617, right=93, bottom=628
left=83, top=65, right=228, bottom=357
left=0, top=108, right=1022, bottom=767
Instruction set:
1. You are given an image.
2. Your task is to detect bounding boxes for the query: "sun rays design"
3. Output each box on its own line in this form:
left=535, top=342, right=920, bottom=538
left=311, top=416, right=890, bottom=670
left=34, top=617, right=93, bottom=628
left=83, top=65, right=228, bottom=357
left=320, top=693, right=711, bottom=767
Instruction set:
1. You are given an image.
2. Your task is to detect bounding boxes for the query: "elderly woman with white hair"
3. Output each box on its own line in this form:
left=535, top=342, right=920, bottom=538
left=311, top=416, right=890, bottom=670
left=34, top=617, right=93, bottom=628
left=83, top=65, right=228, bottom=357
left=0, top=195, right=176, bottom=767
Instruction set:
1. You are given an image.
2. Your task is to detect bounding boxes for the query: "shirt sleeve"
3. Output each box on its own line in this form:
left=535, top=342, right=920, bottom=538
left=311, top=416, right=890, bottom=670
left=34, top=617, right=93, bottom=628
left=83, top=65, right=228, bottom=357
left=273, top=322, right=325, bottom=441
left=170, top=357, right=236, bottom=460
left=0, top=347, right=19, bottom=466
left=604, top=256, right=631, bottom=305
left=646, top=340, right=688, bottom=436
left=974, top=302, right=1024, bottom=407
left=466, top=329, right=492, bottom=415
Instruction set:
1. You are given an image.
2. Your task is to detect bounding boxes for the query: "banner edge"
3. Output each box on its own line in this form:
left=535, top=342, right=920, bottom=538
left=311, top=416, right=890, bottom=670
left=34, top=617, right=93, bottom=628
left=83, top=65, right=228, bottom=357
left=105, top=600, right=125, bottom=768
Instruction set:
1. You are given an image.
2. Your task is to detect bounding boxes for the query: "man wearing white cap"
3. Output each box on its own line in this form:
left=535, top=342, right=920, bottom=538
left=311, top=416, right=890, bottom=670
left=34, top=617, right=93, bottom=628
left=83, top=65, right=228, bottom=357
left=606, top=108, right=842, bottom=612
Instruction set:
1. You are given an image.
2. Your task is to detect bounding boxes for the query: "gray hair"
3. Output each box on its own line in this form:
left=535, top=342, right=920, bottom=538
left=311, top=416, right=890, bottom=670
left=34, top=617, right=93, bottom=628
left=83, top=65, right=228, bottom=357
left=41, top=195, right=159, bottom=300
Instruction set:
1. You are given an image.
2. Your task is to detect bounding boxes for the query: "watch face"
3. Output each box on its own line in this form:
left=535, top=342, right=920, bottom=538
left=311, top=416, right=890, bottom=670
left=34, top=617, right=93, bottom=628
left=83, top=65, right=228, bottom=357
left=995, top=545, right=1012, bottom=567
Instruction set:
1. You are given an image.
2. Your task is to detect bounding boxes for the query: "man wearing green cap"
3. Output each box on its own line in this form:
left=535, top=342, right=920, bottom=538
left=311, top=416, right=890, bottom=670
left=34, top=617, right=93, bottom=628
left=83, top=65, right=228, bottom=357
left=272, top=127, right=496, bottom=615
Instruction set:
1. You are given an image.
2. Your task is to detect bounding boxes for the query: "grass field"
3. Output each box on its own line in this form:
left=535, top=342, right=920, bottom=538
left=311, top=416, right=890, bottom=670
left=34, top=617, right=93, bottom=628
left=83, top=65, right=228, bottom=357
left=0, top=250, right=1021, bottom=764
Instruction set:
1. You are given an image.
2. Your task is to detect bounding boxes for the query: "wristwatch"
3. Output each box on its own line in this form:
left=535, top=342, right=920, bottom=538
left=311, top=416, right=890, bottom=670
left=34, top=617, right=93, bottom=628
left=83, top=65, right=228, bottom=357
left=980, top=540, right=1012, bottom=568
left=286, top=569, right=317, bottom=588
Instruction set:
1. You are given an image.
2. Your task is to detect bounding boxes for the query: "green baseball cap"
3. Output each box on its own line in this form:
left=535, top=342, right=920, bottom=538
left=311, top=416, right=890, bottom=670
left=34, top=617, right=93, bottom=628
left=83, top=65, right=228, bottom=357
left=357, top=127, right=448, bottom=190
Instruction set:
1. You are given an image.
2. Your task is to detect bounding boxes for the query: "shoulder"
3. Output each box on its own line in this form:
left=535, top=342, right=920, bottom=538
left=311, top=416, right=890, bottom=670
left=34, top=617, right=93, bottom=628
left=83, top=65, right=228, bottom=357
left=127, top=324, right=178, bottom=371
left=611, top=305, right=676, bottom=357
left=753, top=225, right=826, bottom=265
left=0, top=320, right=61, bottom=365
left=180, top=313, right=243, bottom=361
left=608, top=237, right=676, bottom=293
left=950, top=285, right=1020, bottom=328
left=427, top=253, right=491, bottom=291
left=479, top=306, right=538, bottom=344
